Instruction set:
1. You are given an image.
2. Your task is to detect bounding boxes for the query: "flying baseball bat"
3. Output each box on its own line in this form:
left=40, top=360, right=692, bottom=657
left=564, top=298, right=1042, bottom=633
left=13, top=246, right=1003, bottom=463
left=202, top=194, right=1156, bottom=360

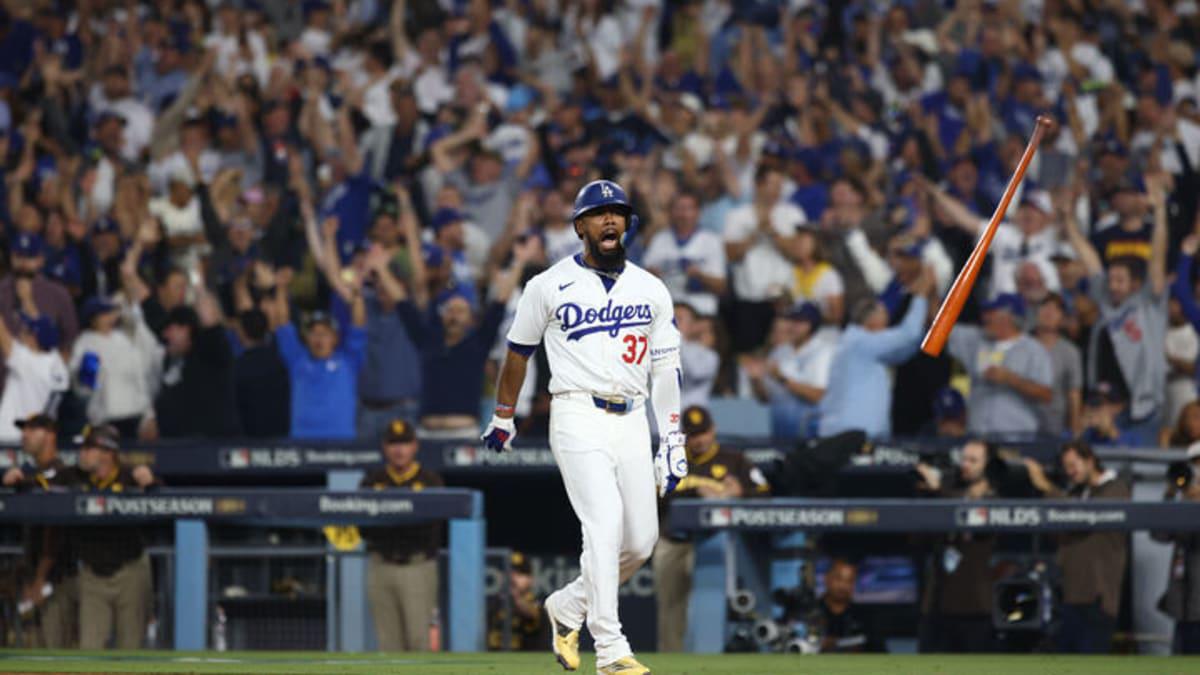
left=920, top=114, right=1054, bottom=357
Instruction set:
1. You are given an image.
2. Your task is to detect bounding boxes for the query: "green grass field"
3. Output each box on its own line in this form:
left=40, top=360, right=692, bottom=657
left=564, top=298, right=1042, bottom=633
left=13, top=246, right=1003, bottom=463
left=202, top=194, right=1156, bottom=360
left=0, top=651, right=1198, bottom=675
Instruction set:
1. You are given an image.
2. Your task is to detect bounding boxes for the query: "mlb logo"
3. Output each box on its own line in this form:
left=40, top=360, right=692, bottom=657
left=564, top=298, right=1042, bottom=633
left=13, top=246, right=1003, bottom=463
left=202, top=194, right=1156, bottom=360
left=706, top=507, right=732, bottom=527
left=958, top=507, right=988, bottom=527
left=225, top=449, right=250, bottom=469
left=84, top=497, right=106, bottom=515
left=452, top=446, right=478, bottom=466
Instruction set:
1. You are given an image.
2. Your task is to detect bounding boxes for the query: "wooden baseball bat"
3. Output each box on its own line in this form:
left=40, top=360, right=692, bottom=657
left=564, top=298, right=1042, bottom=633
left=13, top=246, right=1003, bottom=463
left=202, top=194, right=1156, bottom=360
left=919, top=115, right=1054, bottom=357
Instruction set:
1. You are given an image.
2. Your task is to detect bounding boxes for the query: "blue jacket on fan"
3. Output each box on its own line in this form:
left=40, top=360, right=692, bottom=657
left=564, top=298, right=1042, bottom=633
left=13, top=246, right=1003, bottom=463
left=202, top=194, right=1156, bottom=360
left=274, top=322, right=367, bottom=439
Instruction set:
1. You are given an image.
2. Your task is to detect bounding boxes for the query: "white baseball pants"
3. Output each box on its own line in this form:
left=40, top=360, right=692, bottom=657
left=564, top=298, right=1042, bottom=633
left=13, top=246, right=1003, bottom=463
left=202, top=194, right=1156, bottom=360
left=545, top=393, right=658, bottom=665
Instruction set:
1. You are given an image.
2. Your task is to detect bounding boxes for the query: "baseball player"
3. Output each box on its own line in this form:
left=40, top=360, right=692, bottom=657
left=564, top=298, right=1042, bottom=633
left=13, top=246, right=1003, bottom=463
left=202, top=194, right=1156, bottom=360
left=482, top=179, right=687, bottom=675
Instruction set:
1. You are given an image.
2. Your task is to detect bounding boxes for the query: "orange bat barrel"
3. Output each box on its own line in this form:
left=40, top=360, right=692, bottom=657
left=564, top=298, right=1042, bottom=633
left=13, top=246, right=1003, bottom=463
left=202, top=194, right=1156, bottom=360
left=920, top=115, right=1054, bottom=357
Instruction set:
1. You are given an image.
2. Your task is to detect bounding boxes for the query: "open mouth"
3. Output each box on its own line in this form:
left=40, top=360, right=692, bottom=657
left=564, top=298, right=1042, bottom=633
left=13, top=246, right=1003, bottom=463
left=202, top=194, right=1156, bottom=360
left=599, top=229, right=621, bottom=251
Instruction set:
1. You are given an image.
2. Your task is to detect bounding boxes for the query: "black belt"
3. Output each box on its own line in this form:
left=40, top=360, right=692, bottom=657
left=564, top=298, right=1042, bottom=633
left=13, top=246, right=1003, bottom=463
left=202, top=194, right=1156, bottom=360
left=375, top=551, right=432, bottom=566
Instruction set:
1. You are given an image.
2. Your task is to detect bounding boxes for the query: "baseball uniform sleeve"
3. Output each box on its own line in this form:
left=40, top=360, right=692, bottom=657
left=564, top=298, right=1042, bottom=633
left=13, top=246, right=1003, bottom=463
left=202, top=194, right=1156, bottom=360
left=506, top=275, right=548, bottom=349
left=649, top=283, right=683, bottom=435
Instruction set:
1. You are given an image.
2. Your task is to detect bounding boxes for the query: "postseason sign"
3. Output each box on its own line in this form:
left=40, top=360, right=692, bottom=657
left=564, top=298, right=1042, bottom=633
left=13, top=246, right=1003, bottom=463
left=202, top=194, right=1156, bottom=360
left=0, top=488, right=479, bottom=525
left=671, top=499, right=1200, bottom=534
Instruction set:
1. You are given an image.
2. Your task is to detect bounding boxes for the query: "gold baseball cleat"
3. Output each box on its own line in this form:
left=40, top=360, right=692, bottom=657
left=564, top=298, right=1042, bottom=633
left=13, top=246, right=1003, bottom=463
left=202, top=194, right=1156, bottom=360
left=545, top=598, right=580, bottom=671
left=597, top=656, right=651, bottom=674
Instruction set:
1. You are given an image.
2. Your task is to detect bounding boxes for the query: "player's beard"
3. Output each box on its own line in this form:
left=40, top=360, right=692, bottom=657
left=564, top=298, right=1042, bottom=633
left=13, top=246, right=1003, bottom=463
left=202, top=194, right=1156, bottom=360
left=586, top=231, right=626, bottom=270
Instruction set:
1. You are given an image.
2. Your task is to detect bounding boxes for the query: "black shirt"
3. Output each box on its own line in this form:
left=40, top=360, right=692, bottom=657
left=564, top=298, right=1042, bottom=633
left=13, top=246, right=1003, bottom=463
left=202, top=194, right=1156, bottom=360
left=1090, top=221, right=1152, bottom=265
left=815, top=597, right=870, bottom=652
left=56, top=465, right=150, bottom=576
left=358, top=462, right=445, bottom=561
left=234, top=341, right=291, bottom=438
left=397, top=301, right=506, bottom=418
left=18, top=458, right=77, bottom=583
left=155, top=325, right=241, bottom=438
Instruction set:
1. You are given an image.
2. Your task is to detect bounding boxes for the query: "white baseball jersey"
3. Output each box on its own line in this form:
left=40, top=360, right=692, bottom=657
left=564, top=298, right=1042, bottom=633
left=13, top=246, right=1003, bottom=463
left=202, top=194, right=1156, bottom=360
left=641, top=228, right=726, bottom=316
left=0, top=343, right=68, bottom=442
left=506, top=254, right=680, bottom=400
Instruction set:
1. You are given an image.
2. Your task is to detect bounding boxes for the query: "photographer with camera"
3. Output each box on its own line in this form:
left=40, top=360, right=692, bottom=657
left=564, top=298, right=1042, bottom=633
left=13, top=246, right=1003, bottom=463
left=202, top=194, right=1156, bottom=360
left=1153, top=441, right=1200, bottom=654
left=1024, top=441, right=1131, bottom=653
left=914, top=439, right=999, bottom=652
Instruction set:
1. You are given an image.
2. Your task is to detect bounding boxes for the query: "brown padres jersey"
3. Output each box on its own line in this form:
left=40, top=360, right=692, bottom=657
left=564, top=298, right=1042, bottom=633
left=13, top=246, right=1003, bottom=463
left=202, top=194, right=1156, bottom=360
left=358, top=463, right=445, bottom=561
left=658, top=444, right=770, bottom=539
left=56, top=465, right=148, bottom=576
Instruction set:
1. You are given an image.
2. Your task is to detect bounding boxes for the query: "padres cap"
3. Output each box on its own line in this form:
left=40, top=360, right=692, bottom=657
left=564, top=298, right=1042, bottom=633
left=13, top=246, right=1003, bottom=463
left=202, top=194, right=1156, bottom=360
left=384, top=419, right=416, bottom=444
left=510, top=550, right=532, bottom=575
left=79, top=424, right=121, bottom=452
left=15, top=413, right=56, bottom=431
left=681, top=405, right=713, bottom=436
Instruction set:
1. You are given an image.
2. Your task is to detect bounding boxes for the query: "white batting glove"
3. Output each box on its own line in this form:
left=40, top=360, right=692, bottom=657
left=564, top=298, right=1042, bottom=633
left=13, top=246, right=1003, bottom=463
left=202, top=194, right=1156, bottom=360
left=481, top=415, right=516, bottom=453
left=655, top=431, right=688, bottom=497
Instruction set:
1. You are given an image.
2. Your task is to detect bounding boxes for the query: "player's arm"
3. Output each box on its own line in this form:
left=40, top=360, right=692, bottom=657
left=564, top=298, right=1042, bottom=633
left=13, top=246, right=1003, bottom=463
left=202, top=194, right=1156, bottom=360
left=494, top=346, right=531, bottom=420
left=650, top=289, right=686, bottom=496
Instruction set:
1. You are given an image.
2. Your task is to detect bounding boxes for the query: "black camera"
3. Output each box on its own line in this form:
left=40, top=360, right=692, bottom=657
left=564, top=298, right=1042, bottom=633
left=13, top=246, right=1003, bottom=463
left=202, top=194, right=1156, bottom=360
left=993, top=566, right=1054, bottom=632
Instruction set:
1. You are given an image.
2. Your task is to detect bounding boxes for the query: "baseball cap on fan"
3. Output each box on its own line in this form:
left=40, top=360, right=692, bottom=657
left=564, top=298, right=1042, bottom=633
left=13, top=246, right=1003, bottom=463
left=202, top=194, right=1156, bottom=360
left=384, top=418, right=416, bottom=444
left=681, top=405, right=713, bottom=436
left=78, top=424, right=121, bottom=452
left=10, top=231, right=43, bottom=257
left=15, top=413, right=56, bottom=432
left=1020, top=189, right=1053, bottom=215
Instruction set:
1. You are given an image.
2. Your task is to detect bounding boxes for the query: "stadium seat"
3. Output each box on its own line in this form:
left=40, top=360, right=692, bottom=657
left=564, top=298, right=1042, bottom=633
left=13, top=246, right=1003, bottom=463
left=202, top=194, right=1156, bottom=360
left=707, top=397, right=772, bottom=437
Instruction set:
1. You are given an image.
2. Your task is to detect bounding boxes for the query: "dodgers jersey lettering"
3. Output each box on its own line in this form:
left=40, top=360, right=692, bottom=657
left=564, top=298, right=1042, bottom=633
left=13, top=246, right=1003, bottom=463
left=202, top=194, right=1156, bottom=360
left=507, top=255, right=680, bottom=399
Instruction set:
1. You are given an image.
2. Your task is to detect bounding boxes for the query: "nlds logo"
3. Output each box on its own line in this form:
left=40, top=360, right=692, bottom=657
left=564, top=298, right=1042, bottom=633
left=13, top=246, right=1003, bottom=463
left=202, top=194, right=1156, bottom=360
left=956, top=506, right=1041, bottom=527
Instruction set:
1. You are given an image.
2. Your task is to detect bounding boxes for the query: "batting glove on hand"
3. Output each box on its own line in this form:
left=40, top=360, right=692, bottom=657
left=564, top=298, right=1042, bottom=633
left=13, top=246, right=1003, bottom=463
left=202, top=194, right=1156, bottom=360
left=481, top=415, right=516, bottom=453
left=655, top=431, right=688, bottom=497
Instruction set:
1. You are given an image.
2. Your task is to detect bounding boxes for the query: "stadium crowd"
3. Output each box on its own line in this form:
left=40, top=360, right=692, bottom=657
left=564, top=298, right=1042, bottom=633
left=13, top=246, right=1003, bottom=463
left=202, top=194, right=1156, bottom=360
left=0, top=0, right=1194, bottom=447
left=1, top=0, right=1200, bottom=658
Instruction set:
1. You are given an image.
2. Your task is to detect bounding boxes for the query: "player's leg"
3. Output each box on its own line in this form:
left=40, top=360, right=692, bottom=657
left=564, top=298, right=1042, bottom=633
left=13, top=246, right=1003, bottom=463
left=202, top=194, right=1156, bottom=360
left=366, top=554, right=404, bottom=651
left=616, top=411, right=657, bottom=585
left=398, top=558, right=438, bottom=651
left=652, top=539, right=693, bottom=652
left=112, top=554, right=151, bottom=649
left=78, top=565, right=114, bottom=649
left=39, top=575, right=73, bottom=648
left=547, top=399, right=630, bottom=663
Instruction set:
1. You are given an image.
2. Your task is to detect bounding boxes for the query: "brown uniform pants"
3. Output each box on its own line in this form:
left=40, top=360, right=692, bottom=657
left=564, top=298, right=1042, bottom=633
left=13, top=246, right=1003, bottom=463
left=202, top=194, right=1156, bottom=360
left=652, top=538, right=694, bottom=652
left=366, top=553, right=439, bottom=651
left=40, top=574, right=79, bottom=648
left=79, top=554, right=152, bottom=649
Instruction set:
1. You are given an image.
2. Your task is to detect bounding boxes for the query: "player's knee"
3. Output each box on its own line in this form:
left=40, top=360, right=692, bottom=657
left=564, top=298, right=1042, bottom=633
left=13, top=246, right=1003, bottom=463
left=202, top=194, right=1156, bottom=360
left=627, top=529, right=657, bottom=565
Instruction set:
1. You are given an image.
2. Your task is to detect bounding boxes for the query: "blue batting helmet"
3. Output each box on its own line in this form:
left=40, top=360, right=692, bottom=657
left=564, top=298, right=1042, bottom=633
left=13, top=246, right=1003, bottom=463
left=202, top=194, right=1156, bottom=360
left=571, top=179, right=632, bottom=221
left=571, top=179, right=639, bottom=244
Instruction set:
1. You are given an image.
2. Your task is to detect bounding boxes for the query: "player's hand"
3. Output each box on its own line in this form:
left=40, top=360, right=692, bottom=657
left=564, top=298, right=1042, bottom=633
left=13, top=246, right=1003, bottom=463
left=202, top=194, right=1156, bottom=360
left=2, top=467, right=24, bottom=486
left=132, top=465, right=155, bottom=488
left=481, top=414, right=516, bottom=453
left=655, top=432, right=688, bottom=498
